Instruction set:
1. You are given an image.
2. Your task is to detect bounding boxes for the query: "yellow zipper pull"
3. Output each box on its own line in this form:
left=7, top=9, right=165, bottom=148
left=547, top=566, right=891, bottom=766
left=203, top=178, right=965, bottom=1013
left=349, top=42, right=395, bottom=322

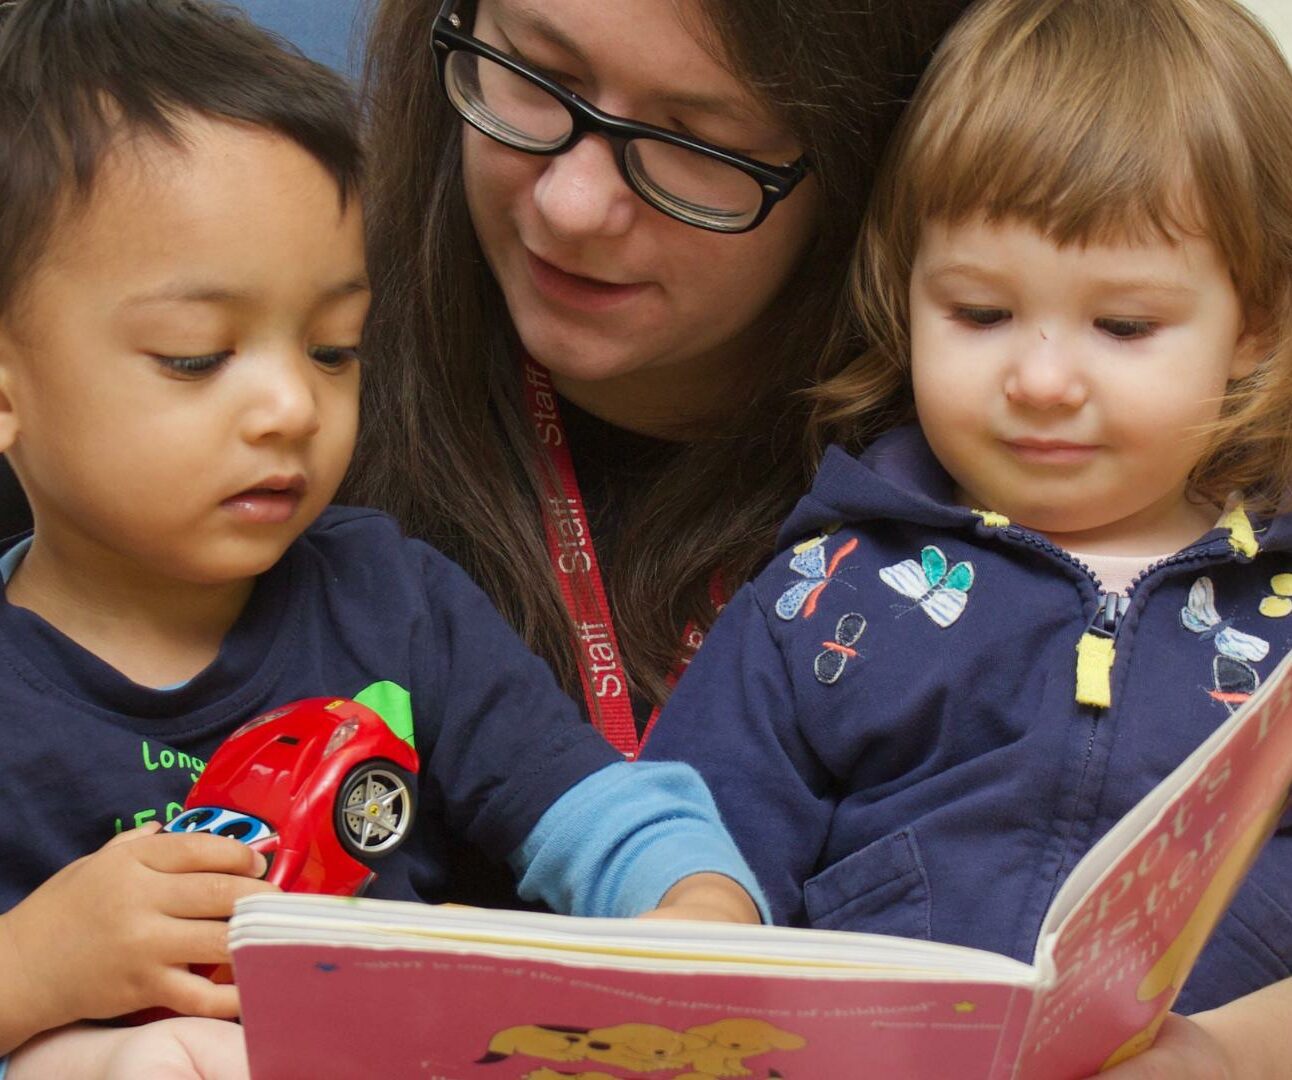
left=1075, top=594, right=1120, bottom=709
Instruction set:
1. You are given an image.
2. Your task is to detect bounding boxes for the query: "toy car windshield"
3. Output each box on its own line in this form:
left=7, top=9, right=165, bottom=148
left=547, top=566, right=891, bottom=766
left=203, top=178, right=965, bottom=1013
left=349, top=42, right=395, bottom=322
left=166, top=805, right=275, bottom=844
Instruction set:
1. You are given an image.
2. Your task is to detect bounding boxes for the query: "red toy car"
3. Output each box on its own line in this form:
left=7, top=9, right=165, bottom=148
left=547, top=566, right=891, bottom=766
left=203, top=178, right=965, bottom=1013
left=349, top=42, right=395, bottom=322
left=165, top=697, right=420, bottom=896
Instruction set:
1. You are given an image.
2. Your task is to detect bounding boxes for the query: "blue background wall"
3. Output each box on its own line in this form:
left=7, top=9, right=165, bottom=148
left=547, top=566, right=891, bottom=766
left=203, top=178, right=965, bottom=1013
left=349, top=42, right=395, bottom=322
left=229, top=0, right=370, bottom=77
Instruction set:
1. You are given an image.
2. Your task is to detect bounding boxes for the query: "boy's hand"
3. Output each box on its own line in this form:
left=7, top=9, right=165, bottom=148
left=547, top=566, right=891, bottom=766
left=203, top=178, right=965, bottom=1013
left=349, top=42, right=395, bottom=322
left=0, top=824, right=278, bottom=1050
left=8, top=1017, right=249, bottom=1080
left=638, top=872, right=762, bottom=924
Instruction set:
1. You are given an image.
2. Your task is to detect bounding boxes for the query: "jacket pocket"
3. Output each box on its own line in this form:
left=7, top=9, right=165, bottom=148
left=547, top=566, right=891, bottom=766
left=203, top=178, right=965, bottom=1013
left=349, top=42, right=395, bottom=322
left=803, top=827, right=932, bottom=938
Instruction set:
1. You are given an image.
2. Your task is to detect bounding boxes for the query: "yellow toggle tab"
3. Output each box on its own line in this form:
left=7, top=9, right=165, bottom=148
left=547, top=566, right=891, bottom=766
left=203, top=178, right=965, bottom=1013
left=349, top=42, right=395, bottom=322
left=1075, top=633, right=1115, bottom=708
left=1221, top=504, right=1258, bottom=558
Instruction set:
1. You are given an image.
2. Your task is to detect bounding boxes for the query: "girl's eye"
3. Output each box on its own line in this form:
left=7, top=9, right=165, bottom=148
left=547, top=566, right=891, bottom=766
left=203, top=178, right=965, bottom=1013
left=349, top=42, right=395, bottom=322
left=1096, top=317, right=1155, bottom=340
left=310, top=345, right=360, bottom=369
left=952, top=306, right=1010, bottom=328
left=154, top=352, right=230, bottom=376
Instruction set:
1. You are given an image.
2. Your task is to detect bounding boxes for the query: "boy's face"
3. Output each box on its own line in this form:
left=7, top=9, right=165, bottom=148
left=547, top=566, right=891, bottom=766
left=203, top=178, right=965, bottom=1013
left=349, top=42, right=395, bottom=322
left=0, top=115, right=366, bottom=587
left=908, top=217, right=1261, bottom=555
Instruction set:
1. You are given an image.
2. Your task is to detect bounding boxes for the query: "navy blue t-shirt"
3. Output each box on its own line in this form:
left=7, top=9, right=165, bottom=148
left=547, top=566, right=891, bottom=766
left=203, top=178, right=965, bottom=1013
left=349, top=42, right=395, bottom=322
left=0, top=506, right=620, bottom=913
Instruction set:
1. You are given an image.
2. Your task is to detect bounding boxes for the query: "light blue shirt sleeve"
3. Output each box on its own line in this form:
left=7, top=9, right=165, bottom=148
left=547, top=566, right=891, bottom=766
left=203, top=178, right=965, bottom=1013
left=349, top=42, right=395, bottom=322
left=509, top=761, right=770, bottom=922
left=0, top=1052, right=8, bottom=1079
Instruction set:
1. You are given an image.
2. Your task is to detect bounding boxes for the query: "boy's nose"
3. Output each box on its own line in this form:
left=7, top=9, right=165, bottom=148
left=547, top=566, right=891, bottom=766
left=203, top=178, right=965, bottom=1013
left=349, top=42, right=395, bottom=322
left=531, top=136, right=636, bottom=241
left=1004, top=333, right=1088, bottom=409
left=241, top=354, right=321, bottom=442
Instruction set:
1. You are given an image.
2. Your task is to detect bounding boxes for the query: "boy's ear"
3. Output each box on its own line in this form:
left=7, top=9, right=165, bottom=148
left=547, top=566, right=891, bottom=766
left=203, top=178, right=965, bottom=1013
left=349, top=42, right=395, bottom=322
left=0, top=324, right=21, bottom=455
left=1230, top=308, right=1273, bottom=381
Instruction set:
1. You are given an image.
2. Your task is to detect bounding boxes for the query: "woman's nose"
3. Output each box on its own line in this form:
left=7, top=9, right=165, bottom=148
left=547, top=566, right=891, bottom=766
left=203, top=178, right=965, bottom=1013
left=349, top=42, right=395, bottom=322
left=531, top=135, right=636, bottom=241
left=1004, top=332, right=1089, bottom=410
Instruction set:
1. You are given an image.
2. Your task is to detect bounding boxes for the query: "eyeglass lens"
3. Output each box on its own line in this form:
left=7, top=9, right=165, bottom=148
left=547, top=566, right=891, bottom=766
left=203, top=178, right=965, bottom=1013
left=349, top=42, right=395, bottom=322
left=444, top=50, right=765, bottom=231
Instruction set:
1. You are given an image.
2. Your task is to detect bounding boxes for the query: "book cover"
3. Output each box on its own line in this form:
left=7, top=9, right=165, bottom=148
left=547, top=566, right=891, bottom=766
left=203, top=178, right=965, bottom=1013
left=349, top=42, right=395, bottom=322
left=234, top=939, right=1033, bottom=1080
left=231, top=649, right=1292, bottom=1080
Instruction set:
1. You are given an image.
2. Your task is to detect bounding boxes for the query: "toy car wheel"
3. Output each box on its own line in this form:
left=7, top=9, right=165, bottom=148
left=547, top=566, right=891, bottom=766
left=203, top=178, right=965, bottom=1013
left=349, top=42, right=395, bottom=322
left=334, top=760, right=416, bottom=859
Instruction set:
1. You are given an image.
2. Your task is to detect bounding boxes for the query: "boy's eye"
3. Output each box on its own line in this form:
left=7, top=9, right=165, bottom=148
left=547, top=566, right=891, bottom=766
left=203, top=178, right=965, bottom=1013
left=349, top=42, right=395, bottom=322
left=310, top=345, right=360, bottom=369
left=1096, top=317, right=1155, bottom=340
left=154, top=352, right=230, bottom=377
left=952, top=306, right=1010, bottom=328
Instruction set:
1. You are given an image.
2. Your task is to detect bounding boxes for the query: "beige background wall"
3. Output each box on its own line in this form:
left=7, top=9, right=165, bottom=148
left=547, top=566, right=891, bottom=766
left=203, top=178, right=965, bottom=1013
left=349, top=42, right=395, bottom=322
left=1244, top=0, right=1292, bottom=52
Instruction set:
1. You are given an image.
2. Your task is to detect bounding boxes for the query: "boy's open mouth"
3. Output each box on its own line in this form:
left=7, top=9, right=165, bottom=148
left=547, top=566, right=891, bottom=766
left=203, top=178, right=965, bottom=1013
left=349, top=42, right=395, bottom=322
left=222, top=476, right=306, bottom=524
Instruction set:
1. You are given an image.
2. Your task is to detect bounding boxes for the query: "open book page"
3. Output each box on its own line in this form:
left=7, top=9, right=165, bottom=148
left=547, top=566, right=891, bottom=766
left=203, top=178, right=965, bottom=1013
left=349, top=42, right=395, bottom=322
left=231, top=897, right=1038, bottom=976
left=1016, top=647, right=1292, bottom=1077
left=231, top=902, right=1039, bottom=1080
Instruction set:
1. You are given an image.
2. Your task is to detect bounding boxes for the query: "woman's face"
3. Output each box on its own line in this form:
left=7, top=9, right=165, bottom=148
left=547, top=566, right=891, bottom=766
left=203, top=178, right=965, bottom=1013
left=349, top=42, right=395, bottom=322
left=462, top=0, right=819, bottom=413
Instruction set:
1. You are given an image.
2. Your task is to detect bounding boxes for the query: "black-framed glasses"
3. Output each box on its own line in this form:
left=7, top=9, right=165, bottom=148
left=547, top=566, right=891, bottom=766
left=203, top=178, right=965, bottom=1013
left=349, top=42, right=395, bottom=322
left=431, top=0, right=810, bottom=234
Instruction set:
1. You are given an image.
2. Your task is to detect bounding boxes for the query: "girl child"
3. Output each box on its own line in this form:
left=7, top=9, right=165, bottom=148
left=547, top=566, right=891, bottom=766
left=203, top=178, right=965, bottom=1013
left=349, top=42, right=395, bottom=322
left=643, top=0, right=1292, bottom=1074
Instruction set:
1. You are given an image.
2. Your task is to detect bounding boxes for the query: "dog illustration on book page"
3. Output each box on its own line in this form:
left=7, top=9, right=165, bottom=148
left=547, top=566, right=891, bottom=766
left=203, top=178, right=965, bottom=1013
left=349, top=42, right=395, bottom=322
left=480, top=1016, right=806, bottom=1079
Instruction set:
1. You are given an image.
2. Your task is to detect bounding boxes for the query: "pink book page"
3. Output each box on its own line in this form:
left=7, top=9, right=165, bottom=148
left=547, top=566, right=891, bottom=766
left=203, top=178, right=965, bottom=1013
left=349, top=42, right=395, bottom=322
left=236, top=945, right=1031, bottom=1080
left=1018, top=663, right=1292, bottom=1079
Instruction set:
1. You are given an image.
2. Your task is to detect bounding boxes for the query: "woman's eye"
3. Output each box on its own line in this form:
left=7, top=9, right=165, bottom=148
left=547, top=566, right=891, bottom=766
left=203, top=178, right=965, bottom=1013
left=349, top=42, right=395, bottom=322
left=1096, top=317, right=1155, bottom=340
left=310, top=345, right=361, bottom=369
left=507, top=49, right=580, bottom=91
left=154, top=352, right=230, bottom=376
left=952, top=306, right=1010, bottom=328
left=541, top=67, right=581, bottom=91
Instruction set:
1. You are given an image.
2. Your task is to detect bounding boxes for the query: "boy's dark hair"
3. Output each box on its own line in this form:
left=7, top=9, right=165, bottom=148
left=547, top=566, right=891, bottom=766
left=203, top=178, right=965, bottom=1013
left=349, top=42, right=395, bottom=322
left=0, top=0, right=363, bottom=315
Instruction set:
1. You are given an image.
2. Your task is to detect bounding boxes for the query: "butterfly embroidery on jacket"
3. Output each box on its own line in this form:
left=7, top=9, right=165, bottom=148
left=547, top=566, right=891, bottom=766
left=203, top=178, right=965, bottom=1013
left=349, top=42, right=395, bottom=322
left=1258, top=573, right=1292, bottom=618
left=879, top=545, right=974, bottom=627
left=814, top=612, right=866, bottom=685
left=1180, top=576, right=1270, bottom=712
left=775, top=535, right=859, bottom=621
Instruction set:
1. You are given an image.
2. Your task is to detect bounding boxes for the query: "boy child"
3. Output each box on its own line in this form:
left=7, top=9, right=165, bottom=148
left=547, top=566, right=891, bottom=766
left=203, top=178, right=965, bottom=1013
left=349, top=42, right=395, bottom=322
left=0, top=1, right=763, bottom=1075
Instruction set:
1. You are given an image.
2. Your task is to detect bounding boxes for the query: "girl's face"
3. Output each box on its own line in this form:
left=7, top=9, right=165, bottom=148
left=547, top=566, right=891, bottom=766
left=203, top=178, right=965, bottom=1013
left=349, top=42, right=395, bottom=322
left=909, top=217, right=1263, bottom=556
left=461, top=0, right=819, bottom=424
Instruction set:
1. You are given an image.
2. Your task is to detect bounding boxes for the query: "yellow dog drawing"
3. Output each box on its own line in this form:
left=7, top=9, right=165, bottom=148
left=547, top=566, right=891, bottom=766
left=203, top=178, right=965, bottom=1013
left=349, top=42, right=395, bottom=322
left=476, top=1024, right=595, bottom=1064
left=682, top=1018, right=806, bottom=1077
left=482, top=1016, right=805, bottom=1078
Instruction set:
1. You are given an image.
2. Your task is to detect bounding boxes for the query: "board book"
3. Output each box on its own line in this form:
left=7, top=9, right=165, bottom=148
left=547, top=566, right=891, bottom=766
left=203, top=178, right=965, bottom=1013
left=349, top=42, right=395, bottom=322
left=230, top=647, right=1292, bottom=1080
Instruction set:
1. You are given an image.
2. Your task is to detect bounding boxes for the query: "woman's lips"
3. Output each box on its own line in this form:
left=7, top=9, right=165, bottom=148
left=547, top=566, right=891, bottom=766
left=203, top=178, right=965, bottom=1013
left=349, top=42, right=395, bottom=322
left=526, top=251, right=649, bottom=312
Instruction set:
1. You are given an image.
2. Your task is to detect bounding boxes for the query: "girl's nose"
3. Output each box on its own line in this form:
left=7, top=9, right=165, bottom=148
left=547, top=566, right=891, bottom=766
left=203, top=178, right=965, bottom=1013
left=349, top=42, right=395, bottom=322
left=531, top=135, right=636, bottom=241
left=1004, top=332, right=1089, bottom=410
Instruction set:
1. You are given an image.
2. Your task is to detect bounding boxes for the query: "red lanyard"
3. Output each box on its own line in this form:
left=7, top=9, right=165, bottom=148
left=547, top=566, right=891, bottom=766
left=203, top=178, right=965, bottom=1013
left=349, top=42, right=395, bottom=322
left=522, top=357, right=719, bottom=759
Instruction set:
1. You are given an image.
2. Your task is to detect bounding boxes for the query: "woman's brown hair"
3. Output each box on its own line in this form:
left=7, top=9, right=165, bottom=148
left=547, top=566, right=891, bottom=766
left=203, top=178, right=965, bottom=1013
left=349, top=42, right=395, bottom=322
left=818, top=0, right=1292, bottom=516
left=346, top=0, right=972, bottom=707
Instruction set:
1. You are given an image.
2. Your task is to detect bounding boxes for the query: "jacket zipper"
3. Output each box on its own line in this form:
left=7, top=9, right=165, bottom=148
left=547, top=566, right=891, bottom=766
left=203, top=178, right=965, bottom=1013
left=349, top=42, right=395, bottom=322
left=1075, top=592, right=1121, bottom=708
left=998, top=526, right=1224, bottom=710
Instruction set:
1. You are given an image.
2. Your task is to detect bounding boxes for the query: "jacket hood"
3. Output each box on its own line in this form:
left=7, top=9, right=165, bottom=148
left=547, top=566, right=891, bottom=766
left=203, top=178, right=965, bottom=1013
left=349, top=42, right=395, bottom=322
left=780, top=425, right=1292, bottom=556
left=778, top=426, right=970, bottom=548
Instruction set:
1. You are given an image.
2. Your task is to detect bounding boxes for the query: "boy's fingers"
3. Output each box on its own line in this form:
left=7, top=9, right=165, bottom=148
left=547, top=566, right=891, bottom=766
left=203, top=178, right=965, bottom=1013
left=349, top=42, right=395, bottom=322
left=155, top=970, right=242, bottom=1020
left=161, top=872, right=279, bottom=921
left=102, top=822, right=164, bottom=849
left=152, top=916, right=237, bottom=965
left=134, top=832, right=269, bottom=879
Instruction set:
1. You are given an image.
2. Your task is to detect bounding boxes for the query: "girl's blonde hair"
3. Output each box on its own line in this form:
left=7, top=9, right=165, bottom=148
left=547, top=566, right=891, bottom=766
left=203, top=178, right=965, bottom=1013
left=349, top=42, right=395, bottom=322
left=817, top=0, right=1292, bottom=513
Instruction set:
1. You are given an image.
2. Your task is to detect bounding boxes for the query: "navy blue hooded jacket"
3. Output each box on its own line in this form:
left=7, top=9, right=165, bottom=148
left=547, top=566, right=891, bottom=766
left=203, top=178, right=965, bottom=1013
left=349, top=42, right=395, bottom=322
left=643, top=425, right=1292, bottom=1013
